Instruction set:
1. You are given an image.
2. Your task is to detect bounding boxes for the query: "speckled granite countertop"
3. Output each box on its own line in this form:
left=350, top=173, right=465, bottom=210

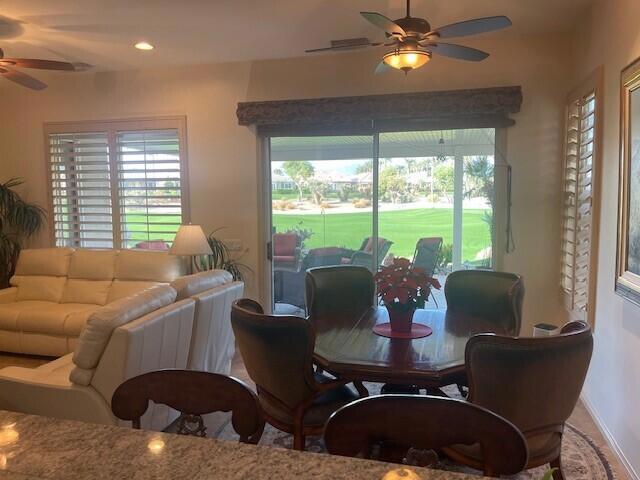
left=0, top=410, right=485, bottom=480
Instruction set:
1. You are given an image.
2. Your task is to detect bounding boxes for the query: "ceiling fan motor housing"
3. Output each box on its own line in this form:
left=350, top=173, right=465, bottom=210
left=394, top=16, right=431, bottom=37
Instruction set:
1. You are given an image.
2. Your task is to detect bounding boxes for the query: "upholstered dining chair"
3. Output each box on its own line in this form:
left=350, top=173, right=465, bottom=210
left=444, top=270, right=524, bottom=336
left=305, top=265, right=375, bottom=322
left=324, top=395, right=528, bottom=478
left=231, top=298, right=359, bottom=450
left=444, top=321, right=593, bottom=480
left=111, top=369, right=264, bottom=443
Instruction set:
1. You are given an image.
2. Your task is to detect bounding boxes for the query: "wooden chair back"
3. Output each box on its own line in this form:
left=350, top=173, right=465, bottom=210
left=324, top=394, right=528, bottom=477
left=111, top=369, right=264, bottom=443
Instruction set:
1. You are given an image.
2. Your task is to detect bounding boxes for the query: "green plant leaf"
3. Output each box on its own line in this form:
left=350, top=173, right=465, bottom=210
left=0, top=178, right=46, bottom=287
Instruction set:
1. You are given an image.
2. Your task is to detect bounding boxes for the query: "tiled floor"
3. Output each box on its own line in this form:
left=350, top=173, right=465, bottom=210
left=0, top=351, right=631, bottom=479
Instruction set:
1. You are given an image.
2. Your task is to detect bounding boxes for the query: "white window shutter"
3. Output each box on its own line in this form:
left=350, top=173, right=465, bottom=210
left=47, top=118, right=188, bottom=250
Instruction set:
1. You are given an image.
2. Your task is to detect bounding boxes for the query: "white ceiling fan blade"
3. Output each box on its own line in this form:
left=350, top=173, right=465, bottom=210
left=374, top=61, right=390, bottom=75
left=423, top=42, right=489, bottom=61
left=429, top=16, right=512, bottom=39
left=361, top=12, right=406, bottom=37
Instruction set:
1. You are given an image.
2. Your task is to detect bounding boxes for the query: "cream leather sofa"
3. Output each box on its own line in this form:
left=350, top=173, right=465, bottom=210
left=0, top=247, right=244, bottom=428
left=0, top=247, right=243, bottom=375
left=0, top=247, right=184, bottom=357
left=0, top=285, right=195, bottom=429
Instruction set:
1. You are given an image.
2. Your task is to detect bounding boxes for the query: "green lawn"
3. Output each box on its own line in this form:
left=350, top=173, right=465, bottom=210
left=122, top=208, right=492, bottom=264
left=273, top=208, right=491, bottom=262
left=123, top=214, right=182, bottom=243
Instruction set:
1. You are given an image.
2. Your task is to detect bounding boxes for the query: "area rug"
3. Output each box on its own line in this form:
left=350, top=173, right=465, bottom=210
left=214, top=384, right=614, bottom=480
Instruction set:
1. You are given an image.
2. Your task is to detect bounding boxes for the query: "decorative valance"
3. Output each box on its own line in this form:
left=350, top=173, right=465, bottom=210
left=237, top=86, right=522, bottom=135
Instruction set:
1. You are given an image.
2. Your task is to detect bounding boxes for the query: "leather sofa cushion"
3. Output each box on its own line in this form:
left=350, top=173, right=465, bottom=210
left=14, top=247, right=74, bottom=277
left=62, top=280, right=112, bottom=306
left=107, top=280, right=163, bottom=303
left=16, top=303, right=99, bottom=336
left=12, top=276, right=67, bottom=302
left=114, top=250, right=184, bottom=282
left=68, top=249, right=117, bottom=280
left=0, top=301, right=53, bottom=330
left=72, top=285, right=177, bottom=373
left=170, top=270, right=232, bottom=301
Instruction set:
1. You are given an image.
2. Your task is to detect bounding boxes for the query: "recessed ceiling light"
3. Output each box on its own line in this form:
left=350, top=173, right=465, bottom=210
left=134, top=41, right=154, bottom=51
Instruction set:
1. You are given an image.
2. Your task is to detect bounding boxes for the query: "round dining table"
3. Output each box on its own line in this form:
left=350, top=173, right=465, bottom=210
left=312, top=306, right=505, bottom=390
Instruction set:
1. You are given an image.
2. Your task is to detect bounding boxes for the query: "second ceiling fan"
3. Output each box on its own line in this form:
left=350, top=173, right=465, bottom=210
left=306, top=0, right=512, bottom=74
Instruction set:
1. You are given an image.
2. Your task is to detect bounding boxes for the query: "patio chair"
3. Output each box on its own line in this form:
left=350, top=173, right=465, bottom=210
left=274, top=247, right=348, bottom=310
left=411, top=237, right=443, bottom=307
left=135, top=240, right=170, bottom=250
left=273, top=233, right=300, bottom=271
left=342, top=237, right=393, bottom=271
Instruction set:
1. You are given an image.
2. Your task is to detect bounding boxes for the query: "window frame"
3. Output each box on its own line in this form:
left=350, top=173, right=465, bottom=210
left=44, top=116, right=190, bottom=249
left=561, top=68, right=603, bottom=327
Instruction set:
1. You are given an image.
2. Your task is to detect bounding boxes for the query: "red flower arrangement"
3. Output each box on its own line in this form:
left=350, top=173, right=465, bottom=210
left=374, top=257, right=441, bottom=312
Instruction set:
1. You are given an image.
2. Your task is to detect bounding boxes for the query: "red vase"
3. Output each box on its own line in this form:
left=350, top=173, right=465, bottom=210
left=386, top=305, right=416, bottom=333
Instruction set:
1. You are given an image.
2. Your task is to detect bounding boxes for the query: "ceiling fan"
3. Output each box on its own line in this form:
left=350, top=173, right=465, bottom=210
left=0, top=47, right=84, bottom=90
left=306, top=0, right=512, bottom=74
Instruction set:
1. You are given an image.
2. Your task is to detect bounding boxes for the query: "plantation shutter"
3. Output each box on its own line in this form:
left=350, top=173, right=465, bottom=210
left=561, top=91, right=598, bottom=322
left=49, top=132, right=114, bottom=248
left=116, top=129, right=184, bottom=248
left=46, top=118, right=188, bottom=249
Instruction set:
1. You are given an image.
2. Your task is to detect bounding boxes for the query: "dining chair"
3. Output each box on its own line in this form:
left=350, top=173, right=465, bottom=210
left=231, top=298, right=359, bottom=450
left=111, top=369, right=265, bottom=443
left=444, top=321, right=593, bottom=480
left=444, top=269, right=524, bottom=336
left=305, top=265, right=375, bottom=321
left=324, top=394, right=528, bottom=477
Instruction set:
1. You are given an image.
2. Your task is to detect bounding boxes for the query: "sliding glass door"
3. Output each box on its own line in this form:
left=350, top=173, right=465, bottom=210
left=266, top=129, right=495, bottom=314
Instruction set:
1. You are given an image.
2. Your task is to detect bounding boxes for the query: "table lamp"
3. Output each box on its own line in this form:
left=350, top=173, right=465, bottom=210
left=169, top=224, right=213, bottom=274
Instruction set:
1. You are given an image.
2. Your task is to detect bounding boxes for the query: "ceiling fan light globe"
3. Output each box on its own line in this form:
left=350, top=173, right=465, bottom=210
left=382, top=50, right=430, bottom=72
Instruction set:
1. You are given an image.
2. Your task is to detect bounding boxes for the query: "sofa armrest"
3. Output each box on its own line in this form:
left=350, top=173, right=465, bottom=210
left=90, top=298, right=196, bottom=431
left=187, top=281, right=244, bottom=374
left=0, top=287, right=17, bottom=304
left=0, top=356, right=116, bottom=425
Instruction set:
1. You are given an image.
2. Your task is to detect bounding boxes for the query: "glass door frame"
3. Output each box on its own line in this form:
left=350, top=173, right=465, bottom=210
left=259, top=128, right=502, bottom=313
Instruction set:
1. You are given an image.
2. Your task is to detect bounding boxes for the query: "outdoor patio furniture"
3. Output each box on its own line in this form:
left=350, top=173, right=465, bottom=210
left=274, top=246, right=349, bottom=310
left=273, top=233, right=300, bottom=271
left=412, top=237, right=443, bottom=307
left=341, top=237, right=393, bottom=272
left=134, top=240, right=170, bottom=250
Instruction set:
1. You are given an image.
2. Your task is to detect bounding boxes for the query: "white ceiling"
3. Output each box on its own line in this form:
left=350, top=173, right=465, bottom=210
left=0, top=0, right=594, bottom=71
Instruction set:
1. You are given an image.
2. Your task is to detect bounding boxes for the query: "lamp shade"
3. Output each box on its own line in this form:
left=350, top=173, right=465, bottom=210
left=169, top=225, right=213, bottom=256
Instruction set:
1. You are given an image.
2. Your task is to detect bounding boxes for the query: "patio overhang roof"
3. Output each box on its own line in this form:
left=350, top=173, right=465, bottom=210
left=270, top=128, right=495, bottom=162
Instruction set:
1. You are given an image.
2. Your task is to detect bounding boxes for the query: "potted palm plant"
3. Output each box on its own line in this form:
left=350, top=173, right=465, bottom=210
left=0, top=178, right=46, bottom=288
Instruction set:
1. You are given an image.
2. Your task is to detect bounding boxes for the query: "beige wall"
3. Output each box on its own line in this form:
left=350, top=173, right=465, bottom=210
left=0, top=31, right=572, bottom=333
left=571, top=1, right=640, bottom=477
